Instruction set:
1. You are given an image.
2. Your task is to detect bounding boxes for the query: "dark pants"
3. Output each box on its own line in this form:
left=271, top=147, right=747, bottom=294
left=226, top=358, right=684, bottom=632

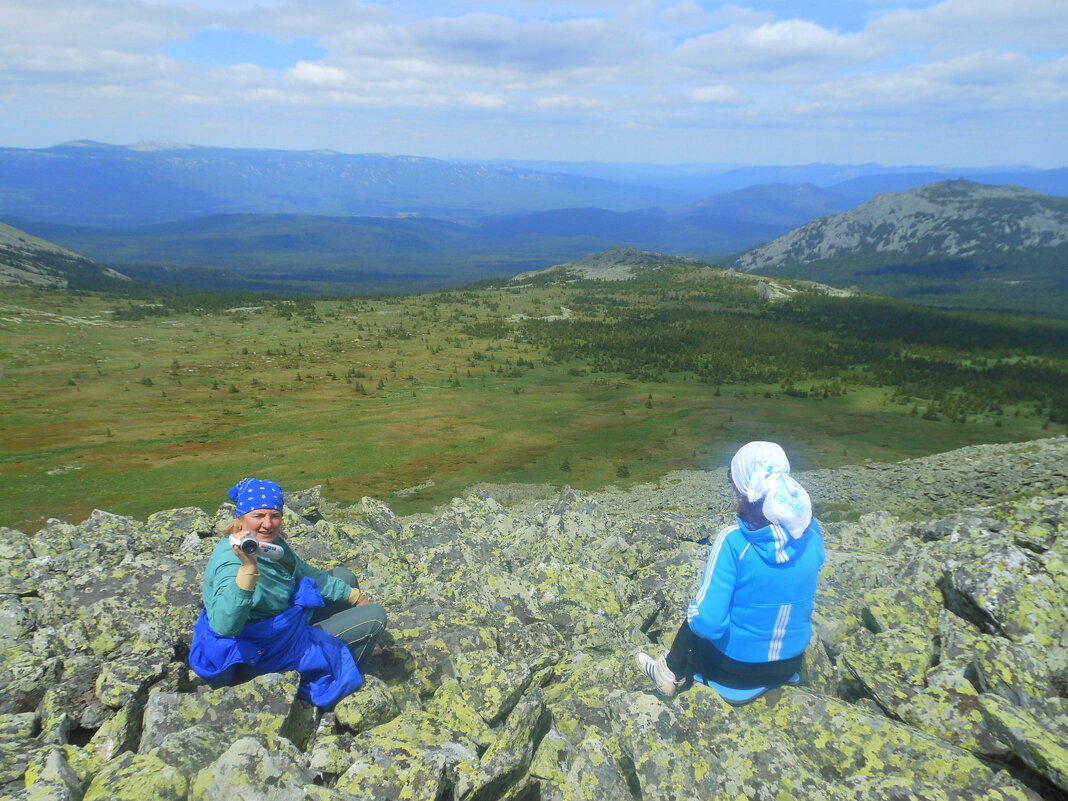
left=309, top=568, right=387, bottom=668
left=665, top=621, right=801, bottom=689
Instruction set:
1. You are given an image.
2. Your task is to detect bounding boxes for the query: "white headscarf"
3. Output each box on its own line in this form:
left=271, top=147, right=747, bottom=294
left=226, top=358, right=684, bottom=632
left=729, top=441, right=812, bottom=539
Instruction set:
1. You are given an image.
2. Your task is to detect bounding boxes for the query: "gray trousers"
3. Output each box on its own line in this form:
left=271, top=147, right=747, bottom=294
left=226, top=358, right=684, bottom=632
left=309, top=567, right=387, bottom=668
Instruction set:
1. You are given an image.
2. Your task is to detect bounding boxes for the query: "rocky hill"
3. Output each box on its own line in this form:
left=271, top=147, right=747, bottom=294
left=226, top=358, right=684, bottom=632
left=0, top=222, right=127, bottom=289
left=1, top=437, right=1066, bottom=800
left=735, top=180, right=1068, bottom=271
left=731, top=180, right=1068, bottom=315
left=511, top=246, right=857, bottom=301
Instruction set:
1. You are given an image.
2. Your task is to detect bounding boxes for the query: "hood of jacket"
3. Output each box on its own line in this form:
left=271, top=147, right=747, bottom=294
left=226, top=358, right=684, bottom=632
left=737, top=516, right=819, bottom=566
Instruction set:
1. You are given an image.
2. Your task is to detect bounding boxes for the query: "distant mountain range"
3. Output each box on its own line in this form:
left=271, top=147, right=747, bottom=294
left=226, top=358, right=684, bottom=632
left=484, top=159, right=1068, bottom=201
left=2, top=141, right=1066, bottom=227
left=734, top=180, right=1068, bottom=315
left=2, top=142, right=1067, bottom=314
left=0, top=141, right=682, bottom=225
left=0, top=206, right=789, bottom=295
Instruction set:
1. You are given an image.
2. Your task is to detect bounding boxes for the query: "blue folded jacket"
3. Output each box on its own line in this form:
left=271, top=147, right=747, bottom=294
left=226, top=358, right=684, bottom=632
left=189, top=576, right=362, bottom=708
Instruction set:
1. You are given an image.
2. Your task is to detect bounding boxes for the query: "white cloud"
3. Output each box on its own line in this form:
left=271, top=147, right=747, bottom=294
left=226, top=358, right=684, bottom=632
left=672, top=19, right=881, bottom=77
left=669, top=3, right=773, bottom=29
left=209, top=63, right=275, bottom=85
left=870, top=0, right=1068, bottom=55
left=458, top=91, right=505, bottom=108
left=286, top=61, right=347, bottom=88
left=329, top=12, right=653, bottom=73
left=535, top=94, right=613, bottom=111
left=0, top=0, right=200, bottom=48
left=689, top=83, right=747, bottom=105
left=0, top=0, right=1064, bottom=165
left=808, top=49, right=1063, bottom=114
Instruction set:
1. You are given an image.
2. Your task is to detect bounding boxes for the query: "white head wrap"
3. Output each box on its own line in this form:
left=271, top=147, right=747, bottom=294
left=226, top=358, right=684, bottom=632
left=729, top=441, right=812, bottom=539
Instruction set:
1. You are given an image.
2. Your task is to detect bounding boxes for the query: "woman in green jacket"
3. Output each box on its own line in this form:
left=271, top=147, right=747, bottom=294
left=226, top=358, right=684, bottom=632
left=192, top=478, right=386, bottom=703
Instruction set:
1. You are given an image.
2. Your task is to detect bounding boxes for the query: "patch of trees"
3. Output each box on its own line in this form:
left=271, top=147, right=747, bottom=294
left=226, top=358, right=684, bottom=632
left=516, top=295, right=1068, bottom=421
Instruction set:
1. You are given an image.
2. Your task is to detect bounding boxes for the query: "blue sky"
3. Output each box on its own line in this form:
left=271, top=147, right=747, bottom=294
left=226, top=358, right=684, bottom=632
left=1, top=0, right=1065, bottom=166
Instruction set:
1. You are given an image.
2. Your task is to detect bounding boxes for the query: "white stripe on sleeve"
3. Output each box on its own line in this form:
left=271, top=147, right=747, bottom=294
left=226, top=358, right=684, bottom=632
left=692, top=525, right=735, bottom=610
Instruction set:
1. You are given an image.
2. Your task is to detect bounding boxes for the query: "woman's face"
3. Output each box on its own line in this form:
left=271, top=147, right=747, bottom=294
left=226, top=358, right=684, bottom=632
left=238, top=508, right=283, bottom=542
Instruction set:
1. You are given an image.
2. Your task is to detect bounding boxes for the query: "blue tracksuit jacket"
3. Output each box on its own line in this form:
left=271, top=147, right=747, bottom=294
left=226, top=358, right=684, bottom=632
left=688, top=517, right=825, bottom=663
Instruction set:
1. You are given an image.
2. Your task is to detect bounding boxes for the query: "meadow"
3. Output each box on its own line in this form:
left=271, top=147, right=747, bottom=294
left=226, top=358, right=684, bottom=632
left=1, top=261, right=1065, bottom=532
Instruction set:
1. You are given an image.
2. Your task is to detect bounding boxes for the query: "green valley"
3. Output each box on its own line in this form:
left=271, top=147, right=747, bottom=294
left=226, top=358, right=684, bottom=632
left=1, top=252, right=1065, bottom=532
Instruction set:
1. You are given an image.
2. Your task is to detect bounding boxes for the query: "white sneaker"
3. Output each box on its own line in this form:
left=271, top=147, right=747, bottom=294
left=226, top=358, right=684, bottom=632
left=636, top=652, right=678, bottom=697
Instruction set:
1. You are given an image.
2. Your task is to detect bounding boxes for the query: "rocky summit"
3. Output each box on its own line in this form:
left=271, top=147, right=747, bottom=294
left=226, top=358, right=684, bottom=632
left=734, top=180, right=1068, bottom=272
left=1, top=437, right=1067, bottom=801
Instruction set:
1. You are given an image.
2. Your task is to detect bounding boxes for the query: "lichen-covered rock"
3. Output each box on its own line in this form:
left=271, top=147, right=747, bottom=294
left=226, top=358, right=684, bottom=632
left=861, top=583, right=941, bottom=635
left=22, top=745, right=98, bottom=793
left=980, top=693, right=1068, bottom=792
left=82, top=751, right=188, bottom=801
left=0, top=561, right=40, bottom=596
left=146, top=507, right=215, bottom=541
left=732, top=688, right=1031, bottom=799
left=334, top=711, right=479, bottom=800
left=140, top=672, right=314, bottom=757
left=453, top=649, right=532, bottom=725
left=378, top=606, right=497, bottom=703
left=0, top=599, right=35, bottom=643
left=967, top=635, right=1059, bottom=706
left=840, top=625, right=933, bottom=716
left=189, top=734, right=314, bottom=801
left=17, top=746, right=84, bottom=801
left=422, top=680, right=494, bottom=750
left=33, top=556, right=200, bottom=659
left=900, top=660, right=1010, bottom=756
left=559, top=735, right=632, bottom=801
left=360, top=496, right=403, bottom=536
left=286, top=486, right=325, bottom=522
left=333, top=675, right=400, bottom=735
left=36, top=657, right=110, bottom=744
left=0, top=651, right=62, bottom=715
left=454, top=687, right=550, bottom=801
left=147, top=724, right=235, bottom=781
left=84, top=699, right=141, bottom=764
left=941, top=533, right=1068, bottom=647
left=610, top=689, right=726, bottom=800
left=0, top=529, right=34, bottom=562
left=94, top=647, right=171, bottom=709
left=1, top=439, right=1065, bottom=801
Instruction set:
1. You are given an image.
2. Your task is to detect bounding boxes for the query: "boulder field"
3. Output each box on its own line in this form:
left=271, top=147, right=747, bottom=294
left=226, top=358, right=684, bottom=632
left=1, top=437, right=1066, bottom=801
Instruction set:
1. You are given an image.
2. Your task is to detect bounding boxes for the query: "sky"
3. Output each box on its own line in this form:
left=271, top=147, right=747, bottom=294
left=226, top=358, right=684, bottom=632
left=1, top=0, right=1065, bottom=167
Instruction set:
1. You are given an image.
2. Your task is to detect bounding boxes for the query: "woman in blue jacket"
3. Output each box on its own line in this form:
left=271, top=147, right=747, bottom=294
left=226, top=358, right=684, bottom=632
left=637, top=441, right=825, bottom=703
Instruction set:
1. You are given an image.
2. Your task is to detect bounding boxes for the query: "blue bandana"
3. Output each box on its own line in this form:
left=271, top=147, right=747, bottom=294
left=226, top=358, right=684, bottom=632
left=228, top=478, right=284, bottom=517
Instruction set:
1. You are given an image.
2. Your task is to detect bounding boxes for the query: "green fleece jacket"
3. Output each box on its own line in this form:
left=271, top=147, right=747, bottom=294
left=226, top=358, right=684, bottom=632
left=202, top=536, right=352, bottom=637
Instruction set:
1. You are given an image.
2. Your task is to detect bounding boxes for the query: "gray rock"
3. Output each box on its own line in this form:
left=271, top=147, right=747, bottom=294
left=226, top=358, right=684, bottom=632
left=1, top=437, right=1065, bottom=800
left=146, top=507, right=215, bottom=541
left=189, top=734, right=315, bottom=801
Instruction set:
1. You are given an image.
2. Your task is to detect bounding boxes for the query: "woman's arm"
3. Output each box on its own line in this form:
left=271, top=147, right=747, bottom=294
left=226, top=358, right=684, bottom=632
left=204, top=552, right=259, bottom=636
left=687, top=529, right=738, bottom=642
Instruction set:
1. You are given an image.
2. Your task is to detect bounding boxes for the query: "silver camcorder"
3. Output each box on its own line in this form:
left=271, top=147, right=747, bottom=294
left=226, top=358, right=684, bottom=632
left=237, top=535, right=260, bottom=555
left=230, top=534, right=284, bottom=561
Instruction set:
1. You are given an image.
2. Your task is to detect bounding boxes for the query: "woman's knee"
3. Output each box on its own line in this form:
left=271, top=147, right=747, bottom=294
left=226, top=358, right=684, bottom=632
left=367, top=603, right=387, bottom=633
left=328, top=566, right=359, bottom=588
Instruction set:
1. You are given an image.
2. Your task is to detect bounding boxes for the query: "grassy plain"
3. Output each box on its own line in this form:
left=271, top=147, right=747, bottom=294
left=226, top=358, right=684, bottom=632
left=1, top=267, right=1064, bottom=532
